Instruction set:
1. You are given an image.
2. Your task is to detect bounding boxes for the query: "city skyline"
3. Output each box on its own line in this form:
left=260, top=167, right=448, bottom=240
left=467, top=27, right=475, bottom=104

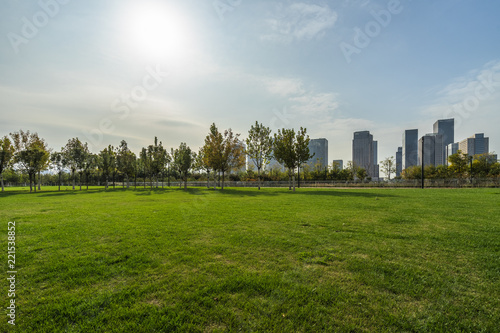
left=1, top=1, right=500, bottom=174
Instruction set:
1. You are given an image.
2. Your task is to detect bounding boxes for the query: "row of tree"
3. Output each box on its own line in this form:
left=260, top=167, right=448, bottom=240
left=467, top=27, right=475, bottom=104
left=400, top=152, right=500, bottom=180
left=0, top=122, right=314, bottom=192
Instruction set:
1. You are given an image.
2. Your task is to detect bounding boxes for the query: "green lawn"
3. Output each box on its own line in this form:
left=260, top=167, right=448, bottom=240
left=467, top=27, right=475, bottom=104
left=1, top=187, right=499, bottom=332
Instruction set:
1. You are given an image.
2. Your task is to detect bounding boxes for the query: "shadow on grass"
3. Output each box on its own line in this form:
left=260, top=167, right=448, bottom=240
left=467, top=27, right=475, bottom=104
left=211, top=188, right=280, bottom=197
left=1, top=186, right=397, bottom=199
left=296, top=189, right=397, bottom=198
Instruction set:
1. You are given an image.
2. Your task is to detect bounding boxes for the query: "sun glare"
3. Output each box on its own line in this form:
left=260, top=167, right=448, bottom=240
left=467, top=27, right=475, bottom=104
left=121, top=2, right=194, bottom=62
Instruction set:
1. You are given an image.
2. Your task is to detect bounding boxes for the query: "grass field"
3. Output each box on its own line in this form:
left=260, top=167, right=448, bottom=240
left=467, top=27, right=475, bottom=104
left=1, top=186, right=499, bottom=332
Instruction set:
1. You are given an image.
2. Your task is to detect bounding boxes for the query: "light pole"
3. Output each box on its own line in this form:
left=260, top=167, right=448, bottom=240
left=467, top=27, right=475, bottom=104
left=421, top=136, right=425, bottom=189
left=469, top=155, right=473, bottom=186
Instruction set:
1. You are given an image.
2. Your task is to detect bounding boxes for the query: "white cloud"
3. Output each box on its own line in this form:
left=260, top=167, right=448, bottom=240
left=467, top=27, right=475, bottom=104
left=261, top=2, right=338, bottom=43
left=261, top=77, right=305, bottom=96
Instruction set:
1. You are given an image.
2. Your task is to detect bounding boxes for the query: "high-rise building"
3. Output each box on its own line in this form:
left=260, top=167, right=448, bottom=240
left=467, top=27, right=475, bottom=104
left=402, top=129, right=418, bottom=170
left=396, top=147, right=402, bottom=177
left=446, top=143, right=459, bottom=165
left=418, top=133, right=443, bottom=167
left=433, top=119, right=454, bottom=165
left=306, top=138, right=328, bottom=170
left=459, top=133, right=489, bottom=157
left=352, top=131, right=378, bottom=178
left=332, top=160, right=343, bottom=170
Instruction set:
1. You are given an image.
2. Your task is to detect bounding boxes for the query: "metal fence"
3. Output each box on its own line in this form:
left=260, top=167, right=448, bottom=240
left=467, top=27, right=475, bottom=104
left=3, top=178, right=500, bottom=189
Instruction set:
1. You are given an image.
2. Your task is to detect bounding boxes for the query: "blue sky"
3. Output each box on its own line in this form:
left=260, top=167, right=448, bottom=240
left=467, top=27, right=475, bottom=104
left=1, top=0, right=499, bottom=174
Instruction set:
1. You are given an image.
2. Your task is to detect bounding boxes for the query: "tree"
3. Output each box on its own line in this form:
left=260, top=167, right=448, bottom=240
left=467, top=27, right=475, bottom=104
left=401, top=165, right=422, bottom=180
left=172, top=142, right=193, bottom=190
left=273, top=128, right=298, bottom=191
left=82, top=153, right=98, bottom=190
left=295, top=127, right=313, bottom=188
left=435, top=164, right=450, bottom=179
left=0, top=136, right=15, bottom=191
left=203, top=123, right=223, bottom=189
left=140, top=137, right=168, bottom=189
left=203, top=124, right=244, bottom=190
left=116, top=140, right=137, bottom=189
left=50, top=152, right=67, bottom=191
left=195, top=147, right=211, bottom=189
left=246, top=121, right=273, bottom=190
left=219, top=128, right=244, bottom=190
left=62, top=138, right=89, bottom=190
left=472, top=153, right=496, bottom=178
left=380, top=156, right=396, bottom=180
left=99, top=145, right=115, bottom=189
left=448, top=150, right=468, bottom=179
left=10, top=130, right=50, bottom=192
left=356, top=168, right=368, bottom=181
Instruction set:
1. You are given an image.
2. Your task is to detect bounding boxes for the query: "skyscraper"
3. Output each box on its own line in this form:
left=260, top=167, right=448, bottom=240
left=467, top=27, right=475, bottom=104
left=459, top=133, right=489, bottom=157
left=418, top=133, right=443, bottom=167
left=433, top=119, right=454, bottom=165
left=306, top=138, right=328, bottom=169
left=446, top=143, right=459, bottom=165
left=402, top=129, right=418, bottom=170
left=352, top=131, right=378, bottom=178
left=396, top=147, right=402, bottom=177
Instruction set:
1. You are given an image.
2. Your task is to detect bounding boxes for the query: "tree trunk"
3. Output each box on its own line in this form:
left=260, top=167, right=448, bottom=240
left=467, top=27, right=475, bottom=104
left=213, top=170, right=217, bottom=190
left=258, top=167, right=261, bottom=190
left=1, top=173, right=4, bottom=192
left=297, top=166, right=300, bottom=189
left=72, top=171, right=75, bottom=190
left=184, top=175, right=187, bottom=190
left=38, top=170, right=41, bottom=191
left=105, top=176, right=109, bottom=189
left=79, top=173, right=82, bottom=191
left=288, top=170, right=291, bottom=190
left=221, top=171, right=225, bottom=190
left=292, top=173, right=296, bottom=192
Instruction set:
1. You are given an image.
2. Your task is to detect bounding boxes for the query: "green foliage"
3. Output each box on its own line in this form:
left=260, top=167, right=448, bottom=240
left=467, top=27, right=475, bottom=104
left=0, top=135, right=15, bottom=191
left=448, top=150, right=469, bottom=179
left=203, top=124, right=244, bottom=189
left=116, top=140, right=137, bottom=188
left=99, top=145, right=116, bottom=189
left=246, top=121, right=273, bottom=189
left=62, top=137, right=89, bottom=190
left=10, top=130, right=50, bottom=192
left=172, top=142, right=193, bottom=189
left=380, top=156, right=396, bottom=180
